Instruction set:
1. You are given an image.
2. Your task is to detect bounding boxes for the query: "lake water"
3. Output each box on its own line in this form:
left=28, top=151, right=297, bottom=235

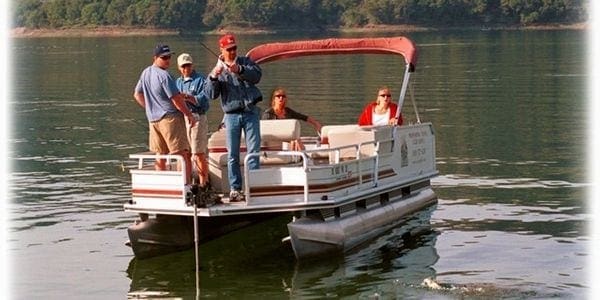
left=9, top=30, right=589, bottom=299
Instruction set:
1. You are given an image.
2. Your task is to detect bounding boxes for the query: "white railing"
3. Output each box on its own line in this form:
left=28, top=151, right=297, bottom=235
left=129, top=152, right=188, bottom=174
left=244, top=151, right=311, bottom=204
left=128, top=153, right=190, bottom=205
left=242, top=138, right=391, bottom=204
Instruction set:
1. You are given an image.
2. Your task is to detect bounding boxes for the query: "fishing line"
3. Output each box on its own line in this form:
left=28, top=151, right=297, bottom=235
left=196, top=39, right=232, bottom=68
left=199, top=41, right=220, bottom=59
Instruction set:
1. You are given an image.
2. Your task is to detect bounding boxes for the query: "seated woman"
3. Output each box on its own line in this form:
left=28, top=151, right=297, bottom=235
left=357, top=86, right=403, bottom=126
left=262, top=87, right=322, bottom=150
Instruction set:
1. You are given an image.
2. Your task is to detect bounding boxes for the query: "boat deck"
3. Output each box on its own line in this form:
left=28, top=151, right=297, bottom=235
left=124, top=123, right=438, bottom=218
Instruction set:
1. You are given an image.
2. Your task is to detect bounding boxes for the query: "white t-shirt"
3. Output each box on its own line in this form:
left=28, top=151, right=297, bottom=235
left=371, top=109, right=389, bottom=126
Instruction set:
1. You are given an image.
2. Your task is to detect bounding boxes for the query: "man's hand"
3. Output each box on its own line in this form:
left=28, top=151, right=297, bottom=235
left=187, top=114, right=197, bottom=128
left=184, top=94, right=198, bottom=105
left=228, top=63, right=240, bottom=74
left=210, top=61, right=224, bottom=78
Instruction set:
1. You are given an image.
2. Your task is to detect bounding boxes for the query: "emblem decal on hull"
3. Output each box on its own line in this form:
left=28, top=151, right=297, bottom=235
left=401, top=137, right=408, bottom=167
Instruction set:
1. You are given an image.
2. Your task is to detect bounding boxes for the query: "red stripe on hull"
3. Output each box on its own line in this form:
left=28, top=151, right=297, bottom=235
left=249, top=169, right=396, bottom=196
left=132, top=189, right=183, bottom=199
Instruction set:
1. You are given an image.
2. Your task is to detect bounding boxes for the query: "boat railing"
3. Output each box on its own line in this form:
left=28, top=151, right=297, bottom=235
left=324, top=138, right=393, bottom=187
left=243, top=150, right=311, bottom=205
left=242, top=137, right=393, bottom=204
left=129, top=152, right=189, bottom=204
left=129, top=152, right=188, bottom=173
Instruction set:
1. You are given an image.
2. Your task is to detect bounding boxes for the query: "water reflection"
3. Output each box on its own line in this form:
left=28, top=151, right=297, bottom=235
left=126, top=208, right=441, bottom=299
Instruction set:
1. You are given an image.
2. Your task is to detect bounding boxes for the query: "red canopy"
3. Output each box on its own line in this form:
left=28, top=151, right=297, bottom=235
left=246, top=36, right=418, bottom=70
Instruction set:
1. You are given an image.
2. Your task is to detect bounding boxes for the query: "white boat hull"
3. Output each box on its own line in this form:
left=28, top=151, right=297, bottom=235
left=288, top=187, right=437, bottom=259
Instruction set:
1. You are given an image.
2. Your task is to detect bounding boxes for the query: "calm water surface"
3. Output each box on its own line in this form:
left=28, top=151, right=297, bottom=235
left=9, top=30, right=588, bottom=299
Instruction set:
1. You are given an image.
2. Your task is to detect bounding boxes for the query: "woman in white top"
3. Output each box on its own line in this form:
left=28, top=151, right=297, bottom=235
left=357, top=86, right=403, bottom=126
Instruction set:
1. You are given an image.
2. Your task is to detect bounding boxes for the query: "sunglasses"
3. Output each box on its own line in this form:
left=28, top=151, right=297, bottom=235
left=160, top=55, right=172, bottom=60
left=226, top=46, right=237, bottom=52
left=275, top=94, right=287, bottom=98
left=379, top=94, right=391, bottom=97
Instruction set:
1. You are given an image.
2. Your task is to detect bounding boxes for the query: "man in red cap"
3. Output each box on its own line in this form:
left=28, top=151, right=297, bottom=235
left=205, top=34, right=263, bottom=203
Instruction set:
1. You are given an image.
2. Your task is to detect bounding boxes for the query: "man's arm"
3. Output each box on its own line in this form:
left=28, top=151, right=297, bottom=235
left=237, top=57, right=262, bottom=84
left=133, top=91, right=145, bottom=108
left=172, top=93, right=197, bottom=128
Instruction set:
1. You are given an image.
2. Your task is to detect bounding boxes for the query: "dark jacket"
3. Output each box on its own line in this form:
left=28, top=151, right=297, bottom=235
left=205, top=56, right=263, bottom=113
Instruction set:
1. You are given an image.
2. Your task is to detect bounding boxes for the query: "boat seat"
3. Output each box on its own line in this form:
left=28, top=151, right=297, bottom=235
left=320, top=124, right=360, bottom=145
left=208, top=119, right=301, bottom=166
left=326, top=125, right=394, bottom=163
left=208, top=119, right=302, bottom=191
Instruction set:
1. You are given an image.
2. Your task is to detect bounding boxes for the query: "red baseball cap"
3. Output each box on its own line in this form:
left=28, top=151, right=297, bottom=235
left=219, top=34, right=237, bottom=49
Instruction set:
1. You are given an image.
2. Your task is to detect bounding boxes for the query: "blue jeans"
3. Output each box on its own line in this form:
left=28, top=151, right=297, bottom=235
left=223, top=106, right=261, bottom=191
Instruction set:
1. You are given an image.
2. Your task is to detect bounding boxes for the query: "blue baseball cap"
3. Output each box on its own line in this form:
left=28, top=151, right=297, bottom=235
left=154, top=43, right=174, bottom=56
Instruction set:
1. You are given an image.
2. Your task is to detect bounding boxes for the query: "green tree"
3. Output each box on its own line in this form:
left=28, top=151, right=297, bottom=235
left=81, top=2, right=108, bottom=25
left=315, top=0, right=345, bottom=26
left=42, top=0, right=69, bottom=27
left=10, top=0, right=589, bottom=30
left=500, top=0, right=550, bottom=24
left=280, top=0, right=314, bottom=27
left=106, top=0, right=132, bottom=25
left=363, top=0, right=412, bottom=24
left=14, top=0, right=46, bottom=28
left=202, top=0, right=225, bottom=27
left=339, top=0, right=365, bottom=27
left=135, top=0, right=163, bottom=26
left=162, top=0, right=206, bottom=28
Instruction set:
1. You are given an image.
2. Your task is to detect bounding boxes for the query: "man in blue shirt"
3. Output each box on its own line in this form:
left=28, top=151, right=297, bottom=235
left=133, top=44, right=196, bottom=183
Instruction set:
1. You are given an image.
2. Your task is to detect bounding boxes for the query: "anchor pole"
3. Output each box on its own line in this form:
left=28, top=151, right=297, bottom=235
left=187, top=179, right=201, bottom=298
left=193, top=190, right=200, bottom=298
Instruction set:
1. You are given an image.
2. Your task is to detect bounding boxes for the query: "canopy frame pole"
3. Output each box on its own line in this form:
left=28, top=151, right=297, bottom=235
left=409, top=82, right=421, bottom=124
left=394, top=64, right=412, bottom=120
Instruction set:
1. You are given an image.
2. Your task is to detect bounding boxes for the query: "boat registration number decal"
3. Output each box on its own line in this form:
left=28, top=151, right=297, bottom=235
left=331, top=165, right=352, bottom=180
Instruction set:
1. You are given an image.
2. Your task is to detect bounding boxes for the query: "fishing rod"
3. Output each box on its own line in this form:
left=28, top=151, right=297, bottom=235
left=198, top=40, right=234, bottom=69
left=199, top=41, right=220, bottom=59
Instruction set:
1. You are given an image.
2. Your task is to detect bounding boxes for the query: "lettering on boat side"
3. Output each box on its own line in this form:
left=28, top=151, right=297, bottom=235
left=410, top=129, right=431, bottom=165
left=331, top=164, right=351, bottom=180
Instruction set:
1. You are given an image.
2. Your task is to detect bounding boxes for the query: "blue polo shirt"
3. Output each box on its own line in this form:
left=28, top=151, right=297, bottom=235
left=135, top=65, right=181, bottom=122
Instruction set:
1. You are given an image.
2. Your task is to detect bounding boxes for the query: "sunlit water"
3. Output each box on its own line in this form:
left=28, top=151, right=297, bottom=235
left=9, top=30, right=588, bottom=298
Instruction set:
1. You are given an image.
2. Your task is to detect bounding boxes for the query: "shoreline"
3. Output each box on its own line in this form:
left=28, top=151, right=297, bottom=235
left=10, top=23, right=588, bottom=38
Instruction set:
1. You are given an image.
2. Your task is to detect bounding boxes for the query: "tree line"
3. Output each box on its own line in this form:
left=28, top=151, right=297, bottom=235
left=14, top=0, right=587, bottom=30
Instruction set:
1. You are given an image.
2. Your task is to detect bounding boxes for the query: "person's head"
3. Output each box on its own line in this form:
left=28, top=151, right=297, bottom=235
left=153, top=43, right=173, bottom=69
left=376, top=86, right=392, bottom=107
left=177, top=53, right=194, bottom=77
left=219, top=34, right=238, bottom=61
left=270, top=87, right=287, bottom=109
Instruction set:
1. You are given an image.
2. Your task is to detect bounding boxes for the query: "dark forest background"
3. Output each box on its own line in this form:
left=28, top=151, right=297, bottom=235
left=13, top=0, right=587, bottom=30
